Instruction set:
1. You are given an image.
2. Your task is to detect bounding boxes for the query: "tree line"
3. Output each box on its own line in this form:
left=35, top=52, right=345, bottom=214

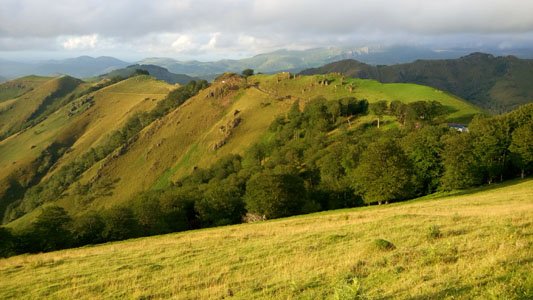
left=1, top=96, right=531, bottom=258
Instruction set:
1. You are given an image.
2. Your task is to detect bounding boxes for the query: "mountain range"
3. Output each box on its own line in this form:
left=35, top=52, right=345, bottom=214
left=3, top=46, right=533, bottom=80
left=301, top=53, right=533, bottom=113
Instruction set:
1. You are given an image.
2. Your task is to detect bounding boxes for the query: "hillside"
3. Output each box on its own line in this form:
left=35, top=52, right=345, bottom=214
left=0, top=75, right=85, bottom=140
left=0, top=179, right=531, bottom=299
left=0, top=76, right=174, bottom=222
left=0, top=72, right=482, bottom=229
left=99, top=64, right=196, bottom=84
left=301, top=53, right=533, bottom=113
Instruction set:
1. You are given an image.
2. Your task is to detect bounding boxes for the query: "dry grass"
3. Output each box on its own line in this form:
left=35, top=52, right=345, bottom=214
left=1, top=179, right=531, bottom=299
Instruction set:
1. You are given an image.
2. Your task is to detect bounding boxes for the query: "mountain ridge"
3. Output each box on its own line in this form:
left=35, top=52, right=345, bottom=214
left=300, top=53, right=533, bottom=112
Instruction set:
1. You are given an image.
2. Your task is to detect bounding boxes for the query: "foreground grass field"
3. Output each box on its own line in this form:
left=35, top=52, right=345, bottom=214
left=1, top=182, right=531, bottom=299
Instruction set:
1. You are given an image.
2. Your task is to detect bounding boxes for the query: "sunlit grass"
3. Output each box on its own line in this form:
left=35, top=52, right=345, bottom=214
left=1, top=179, right=531, bottom=299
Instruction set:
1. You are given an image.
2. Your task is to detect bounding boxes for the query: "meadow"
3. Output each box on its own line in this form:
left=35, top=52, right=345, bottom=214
left=1, top=178, right=531, bottom=299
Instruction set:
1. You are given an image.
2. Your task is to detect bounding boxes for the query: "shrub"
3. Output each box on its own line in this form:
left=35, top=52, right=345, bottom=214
left=427, top=225, right=442, bottom=240
left=373, top=238, right=396, bottom=251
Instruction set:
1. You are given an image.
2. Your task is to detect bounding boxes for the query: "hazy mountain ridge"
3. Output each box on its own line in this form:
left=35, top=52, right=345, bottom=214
left=301, top=53, right=533, bottom=112
left=99, top=64, right=197, bottom=84
left=0, top=56, right=129, bottom=79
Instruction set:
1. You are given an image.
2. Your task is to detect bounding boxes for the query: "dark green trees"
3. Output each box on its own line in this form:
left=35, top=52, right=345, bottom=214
left=195, top=183, right=245, bottom=227
left=441, top=132, right=482, bottom=190
left=31, top=205, right=72, bottom=251
left=241, top=69, right=254, bottom=77
left=244, top=173, right=306, bottom=219
left=352, top=139, right=413, bottom=204
left=0, top=227, right=15, bottom=257
left=510, top=121, right=533, bottom=178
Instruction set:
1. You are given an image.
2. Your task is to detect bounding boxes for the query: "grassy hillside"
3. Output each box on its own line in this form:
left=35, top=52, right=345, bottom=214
left=301, top=53, right=533, bottom=113
left=0, top=76, right=174, bottom=223
left=0, top=179, right=531, bottom=299
left=0, top=76, right=51, bottom=103
left=56, top=73, right=480, bottom=213
left=0, top=75, right=85, bottom=139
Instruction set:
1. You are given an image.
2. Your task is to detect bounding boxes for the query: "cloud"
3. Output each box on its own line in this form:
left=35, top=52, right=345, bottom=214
left=61, top=34, right=99, bottom=50
left=0, top=0, right=532, bottom=59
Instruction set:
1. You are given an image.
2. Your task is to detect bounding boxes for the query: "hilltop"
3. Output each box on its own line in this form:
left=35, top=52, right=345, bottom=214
left=0, top=179, right=531, bottom=299
left=301, top=53, right=533, bottom=113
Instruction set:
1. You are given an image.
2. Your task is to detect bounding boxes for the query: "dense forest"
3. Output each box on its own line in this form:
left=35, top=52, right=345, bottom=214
left=1, top=79, right=532, bottom=258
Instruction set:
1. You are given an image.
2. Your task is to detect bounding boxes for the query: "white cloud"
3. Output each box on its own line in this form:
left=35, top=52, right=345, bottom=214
left=61, top=34, right=99, bottom=50
left=171, top=35, right=194, bottom=52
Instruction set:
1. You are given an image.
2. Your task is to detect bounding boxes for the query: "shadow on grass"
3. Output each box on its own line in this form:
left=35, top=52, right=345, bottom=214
left=419, top=177, right=531, bottom=202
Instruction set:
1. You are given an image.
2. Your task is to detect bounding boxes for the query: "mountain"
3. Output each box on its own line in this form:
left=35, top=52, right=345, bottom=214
left=301, top=53, right=533, bottom=113
left=0, top=56, right=130, bottom=79
left=0, top=76, right=7, bottom=83
left=99, top=64, right=197, bottom=84
left=138, top=46, right=476, bottom=78
left=0, top=72, right=481, bottom=227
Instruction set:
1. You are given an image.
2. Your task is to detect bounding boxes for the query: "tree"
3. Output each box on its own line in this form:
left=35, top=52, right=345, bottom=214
left=351, top=138, right=413, bottom=204
left=402, top=126, right=448, bottom=194
left=195, top=182, right=245, bottom=226
left=470, top=115, right=512, bottom=184
left=0, top=227, right=15, bottom=257
left=244, top=172, right=307, bottom=219
left=101, top=207, right=140, bottom=241
left=241, top=69, right=254, bottom=77
left=31, top=205, right=72, bottom=251
left=369, top=100, right=388, bottom=128
left=71, top=211, right=105, bottom=246
left=440, top=132, right=482, bottom=190
left=132, top=191, right=171, bottom=235
left=509, top=121, right=533, bottom=178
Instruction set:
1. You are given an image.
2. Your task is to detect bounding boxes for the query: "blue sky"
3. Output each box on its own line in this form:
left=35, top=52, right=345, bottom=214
left=1, top=0, right=533, bottom=61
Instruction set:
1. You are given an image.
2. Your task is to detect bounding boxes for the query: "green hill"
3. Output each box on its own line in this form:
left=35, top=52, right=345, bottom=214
left=301, top=53, right=533, bottom=113
left=0, top=75, right=85, bottom=140
left=0, top=75, right=174, bottom=222
left=0, top=72, right=482, bottom=229
left=0, top=179, right=531, bottom=299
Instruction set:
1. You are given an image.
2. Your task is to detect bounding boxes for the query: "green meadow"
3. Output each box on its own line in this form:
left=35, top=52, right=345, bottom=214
left=1, top=179, right=531, bottom=299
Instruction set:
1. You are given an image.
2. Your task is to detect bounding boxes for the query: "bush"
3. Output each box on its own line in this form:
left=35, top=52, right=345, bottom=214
left=427, top=225, right=442, bottom=240
left=373, top=239, right=396, bottom=251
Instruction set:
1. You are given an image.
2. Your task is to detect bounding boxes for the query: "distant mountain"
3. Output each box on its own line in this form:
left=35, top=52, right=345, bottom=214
left=138, top=46, right=533, bottom=79
left=0, top=56, right=130, bottom=79
left=100, top=64, right=197, bottom=84
left=301, top=53, right=533, bottom=113
left=0, top=76, right=6, bottom=83
left=138, top=46, right=465, bottom=78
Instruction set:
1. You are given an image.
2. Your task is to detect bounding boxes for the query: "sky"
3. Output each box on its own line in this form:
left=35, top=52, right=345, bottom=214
left=1, top=0, right=533, bottom=62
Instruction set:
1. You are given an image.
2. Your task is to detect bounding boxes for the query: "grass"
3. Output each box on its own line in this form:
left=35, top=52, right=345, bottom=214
left=1, top=179, right=531, bottom=299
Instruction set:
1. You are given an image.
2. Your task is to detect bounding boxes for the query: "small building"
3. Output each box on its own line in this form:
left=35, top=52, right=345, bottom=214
left=448, top=123, right=469, bottom=132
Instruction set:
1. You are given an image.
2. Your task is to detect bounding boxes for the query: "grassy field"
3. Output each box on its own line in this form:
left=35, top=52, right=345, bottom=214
left=1, top=179, right=531, bottom=299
